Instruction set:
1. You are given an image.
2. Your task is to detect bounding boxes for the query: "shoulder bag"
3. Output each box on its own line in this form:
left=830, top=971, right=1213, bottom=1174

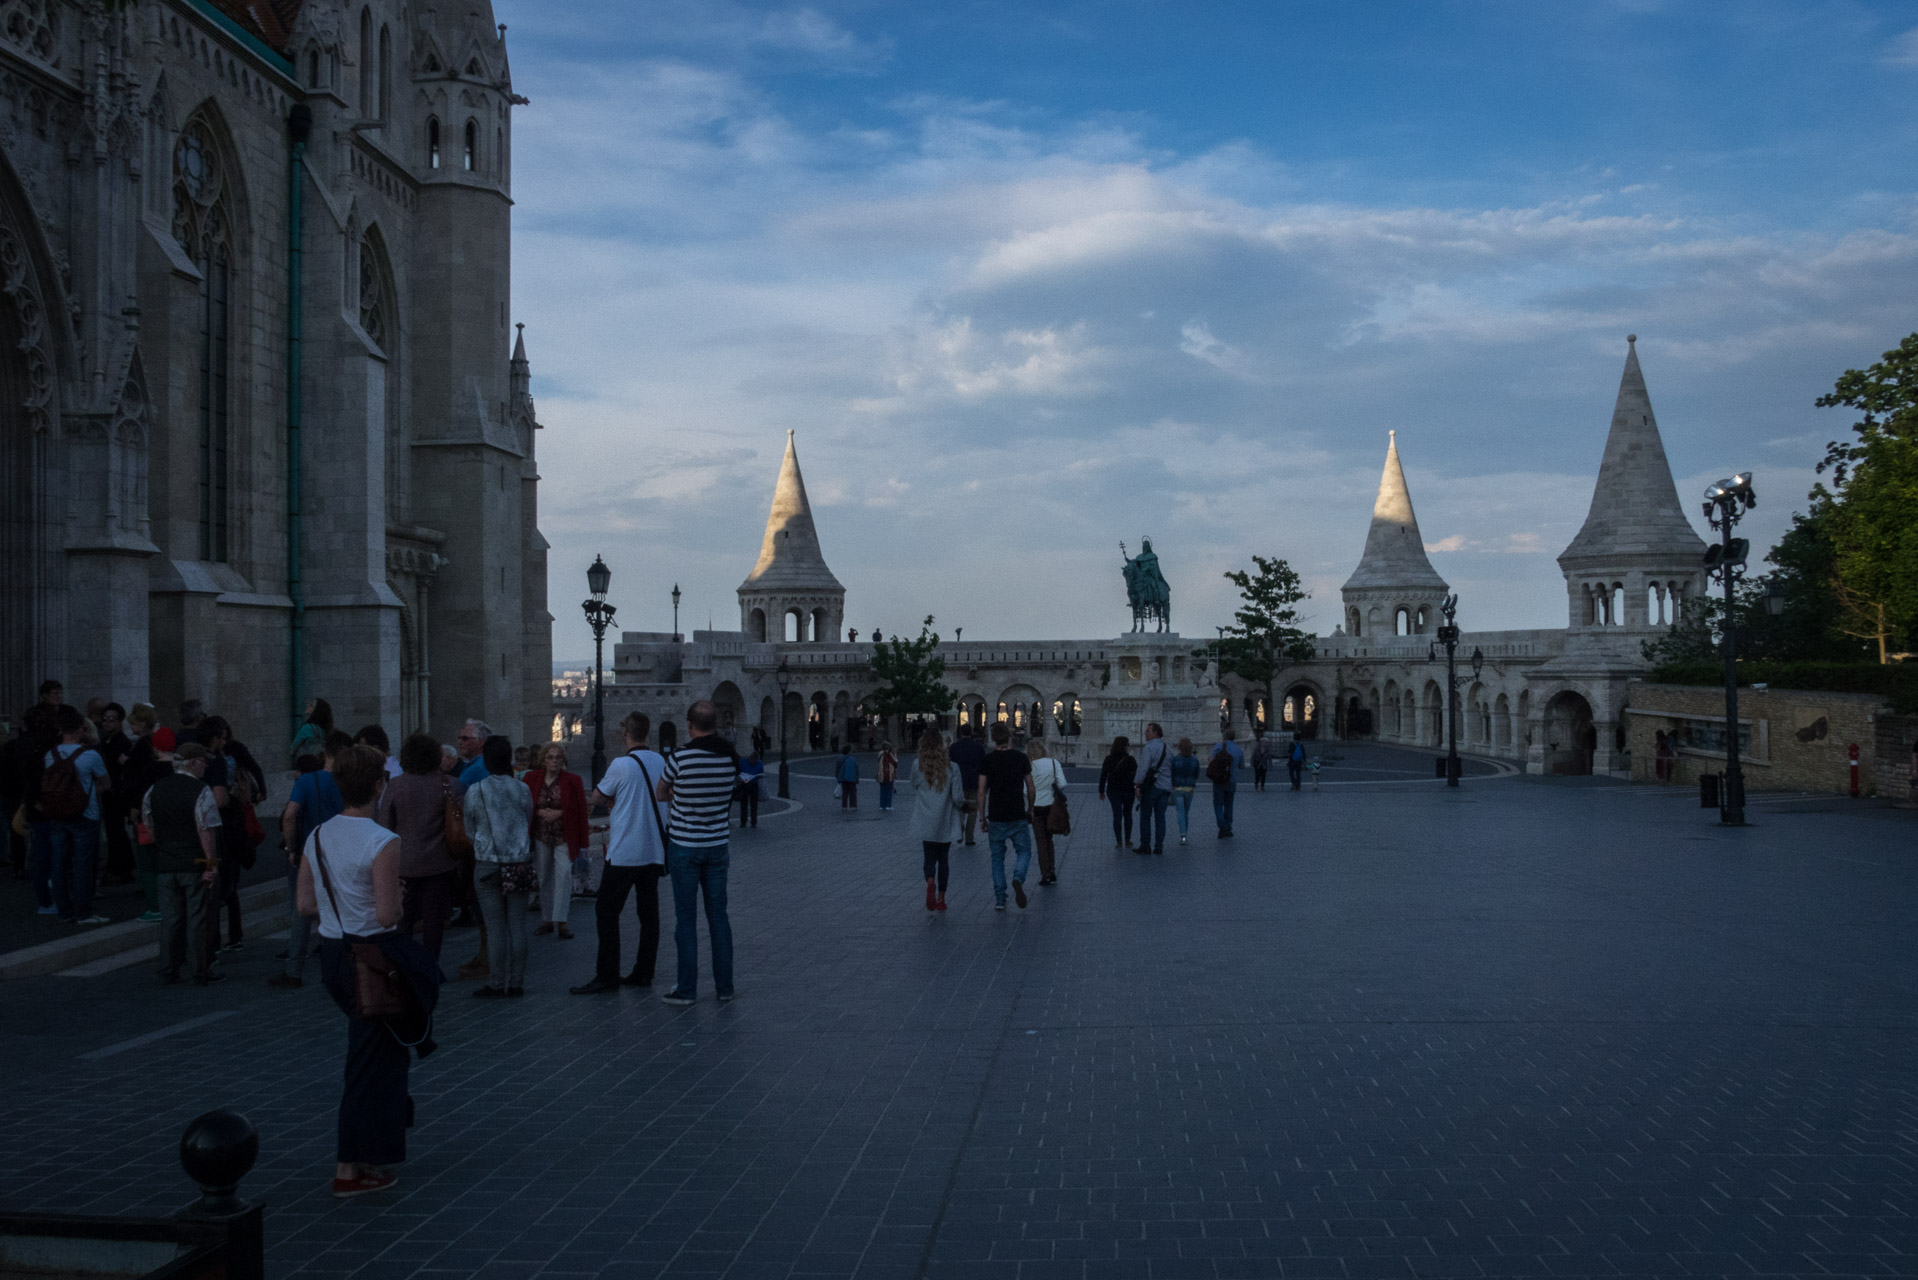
left=443, top=774, right=473, bottom=859
left=631, top=750, right=672, bottom=854
left=312, top=828, right=409, bottom=1021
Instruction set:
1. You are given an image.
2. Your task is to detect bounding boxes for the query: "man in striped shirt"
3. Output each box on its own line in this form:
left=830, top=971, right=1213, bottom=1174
left=655, top=699, right=739, bottom=1004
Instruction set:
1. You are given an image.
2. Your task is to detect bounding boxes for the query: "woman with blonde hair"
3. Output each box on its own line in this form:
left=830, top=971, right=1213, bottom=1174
left=1026, top=740, right=1066, bottom=887
left=901, top=727, right=966, bottom=912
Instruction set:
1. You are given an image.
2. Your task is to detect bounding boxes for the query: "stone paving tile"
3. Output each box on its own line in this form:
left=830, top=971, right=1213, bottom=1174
left=1, top=747, right=1915, bottom=1280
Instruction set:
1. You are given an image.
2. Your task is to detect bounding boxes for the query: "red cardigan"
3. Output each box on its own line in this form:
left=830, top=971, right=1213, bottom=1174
left=523, top=768, right=590, bottom=858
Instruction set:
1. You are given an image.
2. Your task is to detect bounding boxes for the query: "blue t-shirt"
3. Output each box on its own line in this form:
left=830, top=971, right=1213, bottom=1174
left=46, top=744, right=109, bottom=821
left=459, top=757, right=489, bottom=789
left=288, top=770, right=344, bottom=850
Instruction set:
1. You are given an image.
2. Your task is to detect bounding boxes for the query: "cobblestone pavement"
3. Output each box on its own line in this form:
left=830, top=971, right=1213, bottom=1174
left=2, top=744, right=1914, bottom=1280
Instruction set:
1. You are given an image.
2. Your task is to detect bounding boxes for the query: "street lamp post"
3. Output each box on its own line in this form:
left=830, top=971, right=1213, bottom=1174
left=1703, top=472, right=1757, bottom=825
left=1435, top=594, right=1462, bottom=786
left=672, top=583, right=681, bottom=643
left=582, top=555, right=616, bottom=786
left=775, top=658, right=792, bottom=800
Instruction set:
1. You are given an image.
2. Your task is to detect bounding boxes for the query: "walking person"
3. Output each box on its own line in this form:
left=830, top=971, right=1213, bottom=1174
left=835, top=744, right=859, bottom=809
left=297, top=744, right=440, bottom=1199
left=877, top=741, right=898, bottom=811
left=527, top=743, right=589, bottom=941
left=1097, top=736, right=1136, bottom=849
left=1287, top=736, right=1307, bottom=791
left=465, top=735, right=534, bottom=998
left=1028, top=740, right=1066, bottom=886
left=144, top=742, right=221, bottom=985
left=379, top=732, right=462, bottom=963
left=41, top=705, right=111, bottom=925
left=1208, top=729, right=1246, bottom=838
left=271, top=729, right=350, bottom=988
left=1251, top=736, right=1272, bottom=792
left=978, top=722, right=1037, bottom=911
left=736, top=750, right=763, bottom=828
left=1134, top=722, right=1170, bottom=855
left=570, top=713, right=668, bottom=995
left=658, top=700, right=739, bottom=1005
left=949, top=725, right=985, bottom=845
left=1169, top=738, right=1200, bottom=845
left=903, top=728, right=965, bottom=911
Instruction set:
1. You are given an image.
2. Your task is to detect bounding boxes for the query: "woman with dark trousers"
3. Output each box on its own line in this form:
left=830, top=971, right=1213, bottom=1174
left=902, top=728, right=965, bottom=912
left=525, top=742, right=589, bottom=940
left=299, top=745, right=440, bottom=1199
left=1097, top=736, right=1136, bottom=849
left=380, top=733, right=460, bottom=960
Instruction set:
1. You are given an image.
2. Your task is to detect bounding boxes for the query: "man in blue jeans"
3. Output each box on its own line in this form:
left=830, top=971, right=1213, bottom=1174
left=977, top=722, right=1037, bottom=910
left=656, top=700, right=739, bottom=1004
left=1134, top=722, right=1171, bottom=855
left=1209, top=728, right=1245, bottom=838
left=43, top=705, right=111, bottom=924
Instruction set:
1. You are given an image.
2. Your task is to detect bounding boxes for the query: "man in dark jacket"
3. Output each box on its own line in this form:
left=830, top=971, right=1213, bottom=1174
left=948, top=726, right=986, bottom=846
left=144, top=742, right=222, bottom=985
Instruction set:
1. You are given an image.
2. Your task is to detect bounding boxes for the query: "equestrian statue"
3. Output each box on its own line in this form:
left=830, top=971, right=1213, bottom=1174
left=1121, top=538, right=1171, bottom=633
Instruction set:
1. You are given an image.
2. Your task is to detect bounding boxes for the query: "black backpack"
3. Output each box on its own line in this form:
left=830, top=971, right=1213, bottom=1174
left=39, top=750, right=90, bottom=820
left=1205, top=748, right=1233, bottom=786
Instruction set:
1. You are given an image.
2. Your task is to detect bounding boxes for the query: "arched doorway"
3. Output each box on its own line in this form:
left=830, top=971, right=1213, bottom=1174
left=807, top=691, right=827, bottom=750
left=1281, top=685, right=1321, bottom=739
left=712, top=681, right=746, bottom=743
left=1422, top=682, right=1443, bottom=747
left=781, top=691, right=805, bottom=756
left=1543, top=690, right=1596, bottom=775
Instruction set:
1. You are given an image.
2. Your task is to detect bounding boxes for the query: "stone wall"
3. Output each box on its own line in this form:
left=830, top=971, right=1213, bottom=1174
left=1625, top=683, right=1895, bottom=795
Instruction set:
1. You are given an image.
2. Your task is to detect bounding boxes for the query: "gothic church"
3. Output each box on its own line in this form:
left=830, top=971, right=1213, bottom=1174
left=0, top=0, right=550, bottom=757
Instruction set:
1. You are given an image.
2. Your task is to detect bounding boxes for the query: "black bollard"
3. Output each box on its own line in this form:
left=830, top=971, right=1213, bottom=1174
left=177, top=1110, right=264, bottom=1280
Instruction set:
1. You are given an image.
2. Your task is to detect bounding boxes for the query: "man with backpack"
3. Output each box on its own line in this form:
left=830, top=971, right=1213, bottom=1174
left=571, top=712, right=668, bottom=995
left=1207, top=728, right=1245, bottom=839
left=1287, top=737, right=1308, bottom=791
left=41, top=705, right=111, bottom=924
left=1134, top=722, right=1170, bottom=855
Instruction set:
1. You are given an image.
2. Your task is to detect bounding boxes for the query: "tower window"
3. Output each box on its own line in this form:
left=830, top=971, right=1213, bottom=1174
left=463, top=120, right=476, bottom=171
left=427, top=118, right=441, bottom=169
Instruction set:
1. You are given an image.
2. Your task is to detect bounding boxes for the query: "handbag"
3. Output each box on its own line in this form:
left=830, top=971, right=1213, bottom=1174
left=443, top=775, right=473, bottom=859
left=832, top=783, right=842, bottom=800
left=312, top=829, right=409, bottom=1022
left=497, top=861, right=539, bottom=895
left=1047, top=789, right=1071, bottom=835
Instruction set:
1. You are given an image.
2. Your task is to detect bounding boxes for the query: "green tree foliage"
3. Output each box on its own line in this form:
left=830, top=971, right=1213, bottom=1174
left=865, top=615, right=956, bottom=719
left=1210, top=556, right=1316, bottom=711
left=1813, top=333, right=1918, bottom=662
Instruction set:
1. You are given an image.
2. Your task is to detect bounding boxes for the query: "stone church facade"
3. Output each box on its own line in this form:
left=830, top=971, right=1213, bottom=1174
left=0, top=0, right=551, bottom=759
left=583, top=339, right=1704, bottom=777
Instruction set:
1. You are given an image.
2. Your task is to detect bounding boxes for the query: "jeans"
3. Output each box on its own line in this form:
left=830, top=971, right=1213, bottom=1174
left=1253, top=765, right=1269, bottom=792
left=667, top=842, right=733, bottom=998
left=1173, top=790, right=1194, bottom=836
left=27, top=821, right=52, bottom=908
left=1106, top=792, right=1133, bottom=845
left=48, top=819, right=100, bottom=918
left=922, top=841, right=950, bottom=891
left=102, top=799, right=134, bottom=879
left=737, top=784, right=759, bottom=827
left=401, top=871, right=455, bottom=961
left=533, top=840, right=573, bottom=923
left=1139, top=787, right=1170, bottom=851
left=155, top=869, right=210, bottom=979
left=878, top=781, right=894, bottom=810
left=473, top=866, right=530, bottom=990
left=840, top=780, right=858, bottom=808
left=986, top=820, right=1033, bottom=902
left=595, top=862, right=663, bottom=983
left=1288, top=760, right=1304, bottom=790
left=1212, top=785, right=1236, bottom=833
left=1031, top=806, right=1056, bottom=881
left=203, top=854, right=241, bottom=952
left=285, top=860, right=313, bottom=978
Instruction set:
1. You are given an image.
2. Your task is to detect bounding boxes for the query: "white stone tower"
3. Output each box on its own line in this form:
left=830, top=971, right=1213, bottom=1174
left=738, top=432, right=845, bottom=644
left=1556, top=337, right=1706, bottom=634
left=1341, top=431, right=1450, bottom=637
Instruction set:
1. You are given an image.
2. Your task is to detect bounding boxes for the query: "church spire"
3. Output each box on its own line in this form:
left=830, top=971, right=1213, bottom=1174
left=1342, top=431, right=1449, bottom=593
left=1558, top=336, right=1704, bottom=566
left=741, top=431, right=844, bottom=592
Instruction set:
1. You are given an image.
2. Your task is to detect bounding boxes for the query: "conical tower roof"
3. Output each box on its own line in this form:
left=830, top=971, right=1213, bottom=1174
left=1559, top=337, right=1705, bottom=566
left=740, top=431, right=844, bottom=593
left=1343, top=431, right=1449, bottom=593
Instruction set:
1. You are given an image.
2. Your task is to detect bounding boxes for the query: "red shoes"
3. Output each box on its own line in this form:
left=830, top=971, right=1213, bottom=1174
left=331, top=1169, right=398, bottom=1198
left=925, top=881, right=938, bottom=912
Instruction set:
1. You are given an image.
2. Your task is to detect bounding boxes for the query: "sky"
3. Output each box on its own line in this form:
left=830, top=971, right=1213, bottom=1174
left=500, top=0, right=1918, bottom=662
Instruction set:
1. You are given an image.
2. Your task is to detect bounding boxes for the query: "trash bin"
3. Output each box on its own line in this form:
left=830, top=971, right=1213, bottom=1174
left=1699, top=773, right=1720, bottom=809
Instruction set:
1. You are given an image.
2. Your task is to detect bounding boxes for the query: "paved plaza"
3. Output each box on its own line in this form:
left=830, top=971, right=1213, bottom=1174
left=2, top=745, right=1915, bottom=1280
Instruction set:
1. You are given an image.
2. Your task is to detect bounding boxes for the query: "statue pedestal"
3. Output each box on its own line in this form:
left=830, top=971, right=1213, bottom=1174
left=1082, top=633, right=1217, bottom=753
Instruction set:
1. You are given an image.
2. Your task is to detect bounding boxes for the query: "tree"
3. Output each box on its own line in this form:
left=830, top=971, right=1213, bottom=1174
left=1210, top=556, right=1316, bottom=729
left=865, top=615, right=956, bottom=721
left=1813, top=333, right=1918, bottom=662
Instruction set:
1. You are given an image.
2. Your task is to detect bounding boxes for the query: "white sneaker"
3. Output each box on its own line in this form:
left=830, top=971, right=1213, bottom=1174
left=75, top=914, right=110, bottom=925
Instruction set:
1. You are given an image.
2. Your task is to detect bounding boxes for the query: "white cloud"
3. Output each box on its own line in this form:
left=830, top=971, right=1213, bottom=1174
left=1884, top=26, right=1918, bottom=66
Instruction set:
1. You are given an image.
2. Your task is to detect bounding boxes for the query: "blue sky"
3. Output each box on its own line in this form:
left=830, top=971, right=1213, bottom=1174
left=501, top=0, right=1918, bottom=660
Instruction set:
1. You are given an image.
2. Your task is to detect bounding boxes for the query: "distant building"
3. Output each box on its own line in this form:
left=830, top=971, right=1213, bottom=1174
left=581, top=340, right=1703, bottom=776
left=0, top=0, right=552, bottom=754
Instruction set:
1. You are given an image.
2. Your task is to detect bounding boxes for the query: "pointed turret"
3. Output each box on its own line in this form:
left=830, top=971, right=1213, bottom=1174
left=737, top=432, right=845, bottom=643
left=1339, top=433, right=1450, bottom=638
left=1556, top=337, right=1706, bottom=631
left=1343, top=431, right=1449, bottom=593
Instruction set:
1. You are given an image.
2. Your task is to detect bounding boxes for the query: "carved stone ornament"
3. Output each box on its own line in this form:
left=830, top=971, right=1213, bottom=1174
left=0, top=0, right=61, bottom=69
left=0, top=217, right=56, bottom=434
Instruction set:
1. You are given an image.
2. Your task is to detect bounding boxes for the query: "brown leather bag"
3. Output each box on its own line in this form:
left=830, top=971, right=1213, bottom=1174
left=1046, top=789, right=1071, bottom=835
left=442, top=775, right=473, bottom=859
left=313, top=830, right=410, bottom=1021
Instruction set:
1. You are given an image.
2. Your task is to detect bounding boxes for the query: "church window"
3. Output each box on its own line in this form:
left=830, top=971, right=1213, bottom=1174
left=308, top=49, right=321, bottom=87
left=358, top=248, right=386, bottom=349
left=463, top=119, right=477, bottom=171
left=427, top=117, right=441, bottom=169
left=496, top=125, right=503, bottom=176
left=358, top=9, right=371, bottom=116
left=378, top=24, right=391, bottom=120
left=174, top=120, right=233, bottom=563
left=1394, top=607, right=1410, bottom=637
